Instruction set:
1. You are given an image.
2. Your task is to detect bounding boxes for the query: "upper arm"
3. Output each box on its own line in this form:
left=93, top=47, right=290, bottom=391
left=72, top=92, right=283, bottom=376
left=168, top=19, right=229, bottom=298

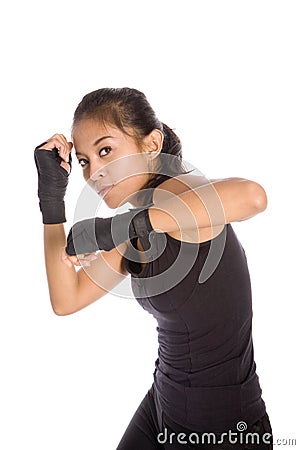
left=209, top=177, right=268, bottom=221
left=63, top=242, right=129, bottom=315
left=152, top=174, right=267, bottom=226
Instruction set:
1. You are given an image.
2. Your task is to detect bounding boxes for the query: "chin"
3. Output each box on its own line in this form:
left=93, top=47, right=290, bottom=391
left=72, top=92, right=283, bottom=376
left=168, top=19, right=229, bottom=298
left=98, top=185, right=140, bottom=210
left=100, top=194, right=128, bottom=210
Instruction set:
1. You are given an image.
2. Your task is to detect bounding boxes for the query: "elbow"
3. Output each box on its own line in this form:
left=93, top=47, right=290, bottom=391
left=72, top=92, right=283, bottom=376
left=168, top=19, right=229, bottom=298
left=50, top=296, right=73, bottom=316
left=51, top=298, right=82, bottom=316
left=52, top=304, right=68, bottom=316
left=249, top=181, right=268, bottom=213
left=53, top=309, right=67, bottom=316
left=52, top=306, right=75, bottom=316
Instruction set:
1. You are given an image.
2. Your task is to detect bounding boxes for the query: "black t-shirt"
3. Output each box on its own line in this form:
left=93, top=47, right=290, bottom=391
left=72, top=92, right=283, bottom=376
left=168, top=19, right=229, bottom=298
left=123, top=187, right=266, bottom=433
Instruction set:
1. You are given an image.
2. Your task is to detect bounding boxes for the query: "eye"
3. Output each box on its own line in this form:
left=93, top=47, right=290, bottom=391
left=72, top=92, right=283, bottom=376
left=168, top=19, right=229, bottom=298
left=99, top=146, right=112, bottom=157
left=78, top=158, right=89, bottom=168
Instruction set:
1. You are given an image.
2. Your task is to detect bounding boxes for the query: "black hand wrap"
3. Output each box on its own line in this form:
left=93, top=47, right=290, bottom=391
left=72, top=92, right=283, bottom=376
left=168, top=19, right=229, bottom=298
left=65, top=204, right=154, bottom=256
left=34, top=142, right=72, bottom=224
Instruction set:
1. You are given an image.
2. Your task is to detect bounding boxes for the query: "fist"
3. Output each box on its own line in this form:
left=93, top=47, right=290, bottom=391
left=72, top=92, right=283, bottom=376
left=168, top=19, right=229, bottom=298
left=37, top=133, right=73, bottom=173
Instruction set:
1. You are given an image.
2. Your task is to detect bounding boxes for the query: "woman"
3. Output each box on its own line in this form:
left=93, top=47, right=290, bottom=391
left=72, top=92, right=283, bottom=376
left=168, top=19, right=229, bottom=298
left=34, top=88, right=273, bottom=449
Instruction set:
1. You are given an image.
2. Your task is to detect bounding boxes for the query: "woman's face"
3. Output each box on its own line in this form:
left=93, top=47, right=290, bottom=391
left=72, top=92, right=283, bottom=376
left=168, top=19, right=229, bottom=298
left=72, top=119, right=153, bottom=209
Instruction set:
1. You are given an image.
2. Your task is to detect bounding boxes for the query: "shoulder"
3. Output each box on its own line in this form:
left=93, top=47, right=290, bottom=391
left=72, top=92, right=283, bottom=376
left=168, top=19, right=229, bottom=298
left=152, top=173, right=219, bottom=200
left=153, top=174, right=265, bottom=199
left=152, top=173, right=226, bottom=244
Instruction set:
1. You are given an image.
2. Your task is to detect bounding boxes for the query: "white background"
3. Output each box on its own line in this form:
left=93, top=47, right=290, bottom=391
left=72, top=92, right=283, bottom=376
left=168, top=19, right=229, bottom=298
left=0, top=1, right=299, bottom=448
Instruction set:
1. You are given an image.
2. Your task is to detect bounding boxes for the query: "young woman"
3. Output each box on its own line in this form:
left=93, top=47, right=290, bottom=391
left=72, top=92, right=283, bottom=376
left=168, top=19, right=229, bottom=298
left=34, top=88, right=273, bottom=449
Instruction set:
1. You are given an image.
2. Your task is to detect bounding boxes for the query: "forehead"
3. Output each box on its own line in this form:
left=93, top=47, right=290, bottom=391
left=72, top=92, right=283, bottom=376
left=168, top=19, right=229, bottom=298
left=72, top=119, right=120, bottom=141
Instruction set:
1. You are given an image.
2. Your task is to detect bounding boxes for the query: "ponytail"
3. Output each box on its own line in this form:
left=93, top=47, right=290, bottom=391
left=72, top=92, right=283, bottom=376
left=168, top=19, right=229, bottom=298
left=161, top=123, right=182, bottom=158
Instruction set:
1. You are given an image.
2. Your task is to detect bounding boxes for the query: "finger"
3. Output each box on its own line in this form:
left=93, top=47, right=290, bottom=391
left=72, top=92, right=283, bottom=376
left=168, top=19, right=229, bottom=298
left=38, top=134, right=70, bottom=158
left=74, top=259, right=82, bottom=266
left=79, top=253, right=98, bottom=261
left=60, top=160, right=71, bottom=174
left=59, top=142, right=73, bottom=163
left=61, top=253, right=73, bottom=267
left=69, top=255, right=81, bottom=264
left=62, top=257, right=72, bottom=268
left=38, top=137, right=67, bottom=153
left=79, top=260, right=91, bottom=267
left=52, top=133, right=69, bottom=144
left=42, top=141, right=70, bottom=165
left=68, top=257, right=81, bottom=266
left=61, top=248, right=80, bottom=266
left=56, top=140, right=70, bottom=163
left=45, top=133, right=67, bottom=146
left=56, top=135, right=73, bottom=162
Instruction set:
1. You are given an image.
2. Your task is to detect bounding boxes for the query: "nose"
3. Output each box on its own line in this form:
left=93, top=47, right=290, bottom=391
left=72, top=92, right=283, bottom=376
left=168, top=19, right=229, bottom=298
left=89, top=161, right=106, bottom=182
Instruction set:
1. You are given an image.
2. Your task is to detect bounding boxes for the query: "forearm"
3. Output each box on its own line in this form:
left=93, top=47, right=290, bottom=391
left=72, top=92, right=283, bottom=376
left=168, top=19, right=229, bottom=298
left=63, top=177, right=267, bottom=261
left=148, top=178, right=267, bottom=234
left=43, top=224, right=79, bottom=314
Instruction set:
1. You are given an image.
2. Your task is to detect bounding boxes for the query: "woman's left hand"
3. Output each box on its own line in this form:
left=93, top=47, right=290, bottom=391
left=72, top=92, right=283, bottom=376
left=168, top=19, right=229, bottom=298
left=65, top=206, right=153, bottom=256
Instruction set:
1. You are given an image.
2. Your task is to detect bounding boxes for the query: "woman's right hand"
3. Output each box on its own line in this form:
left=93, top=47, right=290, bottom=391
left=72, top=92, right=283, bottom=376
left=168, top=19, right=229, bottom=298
left=34, top=134, right=73, bottom=224
left=37, top=133, right=73, bottom=171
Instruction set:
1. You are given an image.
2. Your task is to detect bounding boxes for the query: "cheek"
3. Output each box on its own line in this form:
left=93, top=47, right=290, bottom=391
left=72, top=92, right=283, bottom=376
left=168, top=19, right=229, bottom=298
left=111, top=153, right=149, bottom=185
left=83, top=170, right=90, bottom=183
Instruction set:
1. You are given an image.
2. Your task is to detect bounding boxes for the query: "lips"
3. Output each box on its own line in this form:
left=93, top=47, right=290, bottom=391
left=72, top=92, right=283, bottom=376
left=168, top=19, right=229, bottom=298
left=98, top=185, right=113, bottom=196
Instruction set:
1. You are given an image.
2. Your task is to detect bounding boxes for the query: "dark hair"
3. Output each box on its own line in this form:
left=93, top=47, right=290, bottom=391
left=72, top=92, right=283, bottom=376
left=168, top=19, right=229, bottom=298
left=73, top=87, right=193, bottom=202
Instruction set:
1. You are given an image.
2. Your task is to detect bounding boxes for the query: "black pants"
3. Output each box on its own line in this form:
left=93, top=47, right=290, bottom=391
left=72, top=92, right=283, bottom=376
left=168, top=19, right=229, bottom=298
left=116, top=384, right=273, bottom=450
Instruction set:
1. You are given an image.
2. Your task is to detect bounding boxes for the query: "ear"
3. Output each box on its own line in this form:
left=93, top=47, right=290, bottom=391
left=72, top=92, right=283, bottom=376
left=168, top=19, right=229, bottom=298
left=142, top=129, right=164, bottom=158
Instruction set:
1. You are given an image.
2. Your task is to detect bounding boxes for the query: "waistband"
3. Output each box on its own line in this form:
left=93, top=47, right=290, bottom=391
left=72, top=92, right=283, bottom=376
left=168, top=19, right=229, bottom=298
left=153, top=365, right=266, bottom=433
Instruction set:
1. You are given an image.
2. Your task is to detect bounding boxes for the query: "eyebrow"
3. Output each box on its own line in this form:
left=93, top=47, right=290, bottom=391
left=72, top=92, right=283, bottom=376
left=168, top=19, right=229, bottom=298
left=75, top=135, right=114, bottom=156
left=93, top=135, right=114, bottom=146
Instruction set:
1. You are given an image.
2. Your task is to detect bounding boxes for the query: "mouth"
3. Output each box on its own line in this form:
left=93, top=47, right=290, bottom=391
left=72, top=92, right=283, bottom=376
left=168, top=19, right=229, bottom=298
left=97, top=185, right=114, bottom=196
